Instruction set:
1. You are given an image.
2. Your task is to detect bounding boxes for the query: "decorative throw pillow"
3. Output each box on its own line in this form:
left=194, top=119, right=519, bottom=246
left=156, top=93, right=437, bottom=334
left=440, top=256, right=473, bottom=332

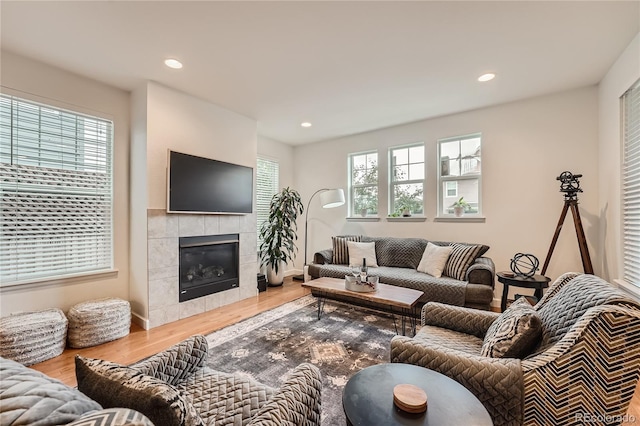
left=75, top=356, right=204, bottom=426
left=347, top=241, right=378, bottom=267
left=417, top=242, right=453, bottom=278
left=481, top=297, right=542, bottom=358
left=332, top=235, right=361, bottom=264
left=442, top=243, right=486, bottom=281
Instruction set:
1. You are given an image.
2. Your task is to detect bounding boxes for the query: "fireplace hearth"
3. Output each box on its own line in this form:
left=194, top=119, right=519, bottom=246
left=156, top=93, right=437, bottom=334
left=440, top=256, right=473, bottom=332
left=179, top=234, right=239, bottom=302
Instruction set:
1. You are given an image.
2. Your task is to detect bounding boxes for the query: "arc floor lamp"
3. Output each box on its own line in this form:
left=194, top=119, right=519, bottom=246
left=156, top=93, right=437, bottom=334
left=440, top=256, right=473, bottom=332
left=293, top=188, right=345, bottom=281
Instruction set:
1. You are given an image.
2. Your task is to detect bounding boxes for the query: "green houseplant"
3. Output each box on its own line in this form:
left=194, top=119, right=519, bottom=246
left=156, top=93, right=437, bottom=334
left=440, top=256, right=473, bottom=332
left=452, top=197, right=470, bottom=217
left=259, top=187, right=304, bottom=286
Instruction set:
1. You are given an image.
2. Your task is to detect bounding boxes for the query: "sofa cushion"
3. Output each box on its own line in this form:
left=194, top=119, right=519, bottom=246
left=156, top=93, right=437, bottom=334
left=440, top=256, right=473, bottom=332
left=363, top=237, right=428, bottom=269
left=75, top=356, right=204, bottom=426
left=0, top=356, right=102, bottom=426
left=347, top=241, right=378, bottom=267
left=481, top=297, right=542, bottom=358
left=443, top=243, right=487, bottom=281
left=332, top=235, right=361, bottom=264
left=417, top=242, right=453, bottom=278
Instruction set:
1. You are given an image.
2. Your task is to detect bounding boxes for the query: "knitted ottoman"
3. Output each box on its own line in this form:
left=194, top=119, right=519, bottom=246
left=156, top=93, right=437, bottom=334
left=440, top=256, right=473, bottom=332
left=68, top=298, right=131, bottom=348
left=0, top=308, right=68, bottom=366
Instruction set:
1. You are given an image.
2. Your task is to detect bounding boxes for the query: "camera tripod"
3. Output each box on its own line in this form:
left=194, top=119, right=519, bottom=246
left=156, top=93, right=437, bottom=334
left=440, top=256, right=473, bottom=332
left=541, top=198, right=593, bottom=275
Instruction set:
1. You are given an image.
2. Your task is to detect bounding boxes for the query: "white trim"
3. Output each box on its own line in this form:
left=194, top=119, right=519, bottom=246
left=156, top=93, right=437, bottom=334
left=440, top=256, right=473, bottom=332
left=386, top=216, right=427, bottom=222
left=346, top=216, right=381, bottom=222
left=131, top=312, right=150, bottom=330
left=614, top=278, right=640, bottom=301
left=0, top=268, right=119, bottom=291
left=434, top=216, right=486, bottom=223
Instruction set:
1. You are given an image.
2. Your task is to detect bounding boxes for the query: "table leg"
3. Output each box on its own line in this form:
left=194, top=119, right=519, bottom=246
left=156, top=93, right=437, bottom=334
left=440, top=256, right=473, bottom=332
left=316, top=297, right=326, bottom=320
left=534, top=288, right=544, bottom=300
left=501, top=283, right=509, bottom=312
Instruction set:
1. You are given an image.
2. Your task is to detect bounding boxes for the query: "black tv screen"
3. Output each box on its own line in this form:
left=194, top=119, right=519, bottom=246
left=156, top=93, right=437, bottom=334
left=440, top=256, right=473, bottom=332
left=167, top=151, right=253, bottom=214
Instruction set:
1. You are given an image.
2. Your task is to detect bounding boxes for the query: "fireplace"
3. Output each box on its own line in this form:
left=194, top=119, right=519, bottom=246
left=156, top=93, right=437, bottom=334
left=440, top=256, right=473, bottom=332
left=179, top=234, right=239, bottom=302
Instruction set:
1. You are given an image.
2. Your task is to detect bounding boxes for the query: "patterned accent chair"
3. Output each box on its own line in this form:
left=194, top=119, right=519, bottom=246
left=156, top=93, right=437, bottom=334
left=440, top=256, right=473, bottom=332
left=390, top=273, right=640, bottom=426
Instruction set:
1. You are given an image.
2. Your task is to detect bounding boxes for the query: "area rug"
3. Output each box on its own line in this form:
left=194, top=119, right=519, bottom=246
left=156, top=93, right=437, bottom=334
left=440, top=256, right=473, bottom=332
left=204, top=295, right=399, bottom=425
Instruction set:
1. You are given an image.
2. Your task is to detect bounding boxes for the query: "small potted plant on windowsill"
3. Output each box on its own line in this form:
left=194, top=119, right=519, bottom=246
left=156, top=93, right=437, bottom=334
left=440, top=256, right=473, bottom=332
left=452, top=197, right=470, bottom=217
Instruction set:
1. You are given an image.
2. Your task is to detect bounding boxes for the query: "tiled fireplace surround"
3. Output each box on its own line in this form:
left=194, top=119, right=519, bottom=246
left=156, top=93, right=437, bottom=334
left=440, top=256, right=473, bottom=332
left=147, top=209, right=258, bottom=329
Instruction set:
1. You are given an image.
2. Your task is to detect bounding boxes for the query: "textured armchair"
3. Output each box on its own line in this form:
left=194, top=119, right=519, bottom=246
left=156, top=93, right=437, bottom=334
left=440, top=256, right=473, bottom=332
left=390, top=273, right=640, bottom=426
left=77, top=335, right=322, bottom=426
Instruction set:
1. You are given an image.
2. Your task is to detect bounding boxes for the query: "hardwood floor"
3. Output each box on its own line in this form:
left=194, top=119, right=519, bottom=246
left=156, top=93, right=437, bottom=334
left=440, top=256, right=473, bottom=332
left=31, top=278, right=640, bottom=423
left=32, top=277, right=309, bottom=386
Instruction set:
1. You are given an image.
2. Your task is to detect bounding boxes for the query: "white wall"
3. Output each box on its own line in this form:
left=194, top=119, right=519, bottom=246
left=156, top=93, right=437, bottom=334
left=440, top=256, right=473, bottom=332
left=258, top=135, right=295, bottom=191
left=293, top=87, right=600, bottom=302
left=598, top=33, right=640, bottom=287
left=0, top=51, right=131, bottom=314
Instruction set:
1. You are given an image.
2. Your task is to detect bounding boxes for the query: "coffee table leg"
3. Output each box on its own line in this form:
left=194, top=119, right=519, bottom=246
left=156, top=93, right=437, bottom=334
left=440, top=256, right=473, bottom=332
left=501, top=283, right=509, bottom=312
left=316, top=297, right=326, bottom=320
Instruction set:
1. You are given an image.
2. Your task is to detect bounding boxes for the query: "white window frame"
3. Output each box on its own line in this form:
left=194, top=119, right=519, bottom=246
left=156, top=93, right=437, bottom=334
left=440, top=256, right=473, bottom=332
left=0, top=93, right=114, bottom=286
left=437, top=133, right=482, bottom=218
left=388, top=142, right=425, bottom=216
left=256, top=156, right=279, bottom=245
left=348, top=150, right=378, bottom=217
left=622, top=79, right=640, bottom=288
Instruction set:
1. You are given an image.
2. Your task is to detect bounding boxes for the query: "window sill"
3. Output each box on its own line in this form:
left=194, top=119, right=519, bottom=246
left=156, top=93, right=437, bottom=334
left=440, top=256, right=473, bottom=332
left=434, top=216, right=486, bottom=223
left=386, top=216, right=427, bottom=222
left=614, top=278, right=640, bottom=301
left=0, top=269, right=119, bottom=292
left=346, top=216, right=381, bottom=222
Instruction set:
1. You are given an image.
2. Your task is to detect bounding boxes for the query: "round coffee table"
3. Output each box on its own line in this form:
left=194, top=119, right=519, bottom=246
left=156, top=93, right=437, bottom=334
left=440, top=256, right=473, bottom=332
left=342, top=363, right=493, bottom=425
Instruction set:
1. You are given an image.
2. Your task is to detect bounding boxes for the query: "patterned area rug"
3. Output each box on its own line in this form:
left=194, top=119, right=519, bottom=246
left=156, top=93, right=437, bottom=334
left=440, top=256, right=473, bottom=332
left=205, top=295, right=399, bottom=425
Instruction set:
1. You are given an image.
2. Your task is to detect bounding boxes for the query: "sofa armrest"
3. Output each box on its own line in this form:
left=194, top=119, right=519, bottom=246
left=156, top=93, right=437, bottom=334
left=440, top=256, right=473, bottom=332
left=247, top=363, right=322, bottom=426
left=313, top=249, right=333, bottom=265
left=390, top=335, right=523, bottom=425
left=67, top=408, right=155, bottom=426
left=466, top=257, right=495, bottom=287
left=421, top=302, right=500, bottom=338
left=131, top=335, right=208, bottom=386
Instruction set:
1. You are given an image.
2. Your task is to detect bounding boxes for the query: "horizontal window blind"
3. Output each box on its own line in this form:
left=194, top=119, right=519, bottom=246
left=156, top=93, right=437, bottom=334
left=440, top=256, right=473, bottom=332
left=623, top=80, right=640, bottom=287
left=256, top=157, right=279, bottom=244
left=0, top=94, right=113, bottom=284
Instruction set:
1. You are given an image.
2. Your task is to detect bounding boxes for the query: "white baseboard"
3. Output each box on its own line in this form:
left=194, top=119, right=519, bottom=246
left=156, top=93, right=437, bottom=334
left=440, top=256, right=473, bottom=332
left=491, top=297, right=501, bottom=308
left=132, top=311, right=150, bottom=330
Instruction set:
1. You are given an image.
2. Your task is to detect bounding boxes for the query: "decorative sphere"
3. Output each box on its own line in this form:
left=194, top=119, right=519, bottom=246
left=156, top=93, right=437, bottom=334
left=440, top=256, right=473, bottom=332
left=510, top=253, right=540, bottom=278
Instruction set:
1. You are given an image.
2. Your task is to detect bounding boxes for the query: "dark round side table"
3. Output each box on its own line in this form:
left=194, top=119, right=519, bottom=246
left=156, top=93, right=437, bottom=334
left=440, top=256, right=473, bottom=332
left=497, top=272, right=550, bottom=312
left=342, top=363, right=493, bottom=426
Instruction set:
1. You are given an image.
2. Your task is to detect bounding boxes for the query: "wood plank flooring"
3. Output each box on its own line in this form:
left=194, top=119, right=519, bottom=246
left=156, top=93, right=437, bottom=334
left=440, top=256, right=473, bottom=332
left=31, top=278, right=640, bottom=423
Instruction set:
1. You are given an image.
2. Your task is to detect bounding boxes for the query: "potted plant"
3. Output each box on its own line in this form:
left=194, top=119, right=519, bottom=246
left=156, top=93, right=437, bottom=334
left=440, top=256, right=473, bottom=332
left=452, top=197, right=470, bottom=217
left=258, top=187, right=304, bottom=286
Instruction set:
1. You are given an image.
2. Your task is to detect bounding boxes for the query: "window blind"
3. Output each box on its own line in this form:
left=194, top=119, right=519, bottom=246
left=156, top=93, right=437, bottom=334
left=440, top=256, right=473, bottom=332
left=256, top=157, right=279, bottom=244
left=623, top=80, right=640, bottom=287
left=0, top=94, right=113, bottom=285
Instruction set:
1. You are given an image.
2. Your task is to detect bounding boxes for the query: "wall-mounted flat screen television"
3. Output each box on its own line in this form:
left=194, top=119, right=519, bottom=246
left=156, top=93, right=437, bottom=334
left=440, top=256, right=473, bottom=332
left=167, top=150, right=253, bottom=214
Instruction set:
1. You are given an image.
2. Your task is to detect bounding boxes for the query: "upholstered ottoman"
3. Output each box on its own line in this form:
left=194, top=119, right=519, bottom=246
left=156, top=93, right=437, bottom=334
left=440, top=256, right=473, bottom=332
left=0, top=308, right=68, bottom=366
left=67, top=298, right=131, bottom=348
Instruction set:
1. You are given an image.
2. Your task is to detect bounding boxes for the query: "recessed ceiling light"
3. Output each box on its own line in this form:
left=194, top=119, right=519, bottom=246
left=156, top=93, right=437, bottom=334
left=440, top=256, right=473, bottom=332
left=301, top=122, right=312, bottom=128
left=478, top=73, right=496, bottom=82
left=164, top=58, right=183, bottom=69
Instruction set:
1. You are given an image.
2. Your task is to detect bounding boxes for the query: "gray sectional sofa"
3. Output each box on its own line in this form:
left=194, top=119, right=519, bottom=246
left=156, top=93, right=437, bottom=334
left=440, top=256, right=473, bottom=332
left=308, top=236, right=495, bottom=310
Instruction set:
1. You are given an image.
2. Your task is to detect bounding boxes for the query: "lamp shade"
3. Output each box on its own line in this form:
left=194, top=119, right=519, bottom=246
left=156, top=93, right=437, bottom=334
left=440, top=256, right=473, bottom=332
left=320, top=188, right=345, bottom=209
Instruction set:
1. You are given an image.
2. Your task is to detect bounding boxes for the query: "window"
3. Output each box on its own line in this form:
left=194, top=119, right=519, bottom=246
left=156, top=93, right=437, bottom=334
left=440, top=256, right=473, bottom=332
left=389, top=143, right=424, bottom=215
left=622, top=79, right=640, bottom=287
left=446, top=181, right=458, bottom=197
left=438, top=134, right=482, bottom=216
left=0, top=94, right=113, bottom=285
left=349, top=151, right=378, bottom=216
left=256, top=157, right=279, bottom=244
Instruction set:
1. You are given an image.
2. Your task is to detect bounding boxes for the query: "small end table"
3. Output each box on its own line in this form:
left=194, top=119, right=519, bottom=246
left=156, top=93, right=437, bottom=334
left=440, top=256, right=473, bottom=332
left=497, top=272, right=550, bottom=312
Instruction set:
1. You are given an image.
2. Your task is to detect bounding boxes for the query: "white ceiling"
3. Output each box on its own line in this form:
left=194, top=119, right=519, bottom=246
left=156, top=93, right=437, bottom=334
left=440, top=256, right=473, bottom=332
left=1, top=1, right=638, bottom=145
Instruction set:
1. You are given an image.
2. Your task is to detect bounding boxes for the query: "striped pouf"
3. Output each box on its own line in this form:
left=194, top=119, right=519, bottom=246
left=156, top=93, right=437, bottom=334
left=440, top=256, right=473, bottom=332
left=67, top=298, right=131, bottom=348
left=0, top=308, right=68, bottom=366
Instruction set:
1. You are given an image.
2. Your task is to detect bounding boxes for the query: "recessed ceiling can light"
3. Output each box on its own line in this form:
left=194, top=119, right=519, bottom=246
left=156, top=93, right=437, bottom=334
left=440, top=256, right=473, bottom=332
left=478, top=73, right=496, bottom=82
left=164, top=58, right=183, bottom=69
left=301, top=122, right=312, bottom=128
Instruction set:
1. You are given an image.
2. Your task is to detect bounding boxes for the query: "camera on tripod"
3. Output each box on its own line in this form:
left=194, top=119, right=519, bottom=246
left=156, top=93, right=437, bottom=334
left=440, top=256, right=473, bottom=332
left=556, top=171, right=582, bottom=200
